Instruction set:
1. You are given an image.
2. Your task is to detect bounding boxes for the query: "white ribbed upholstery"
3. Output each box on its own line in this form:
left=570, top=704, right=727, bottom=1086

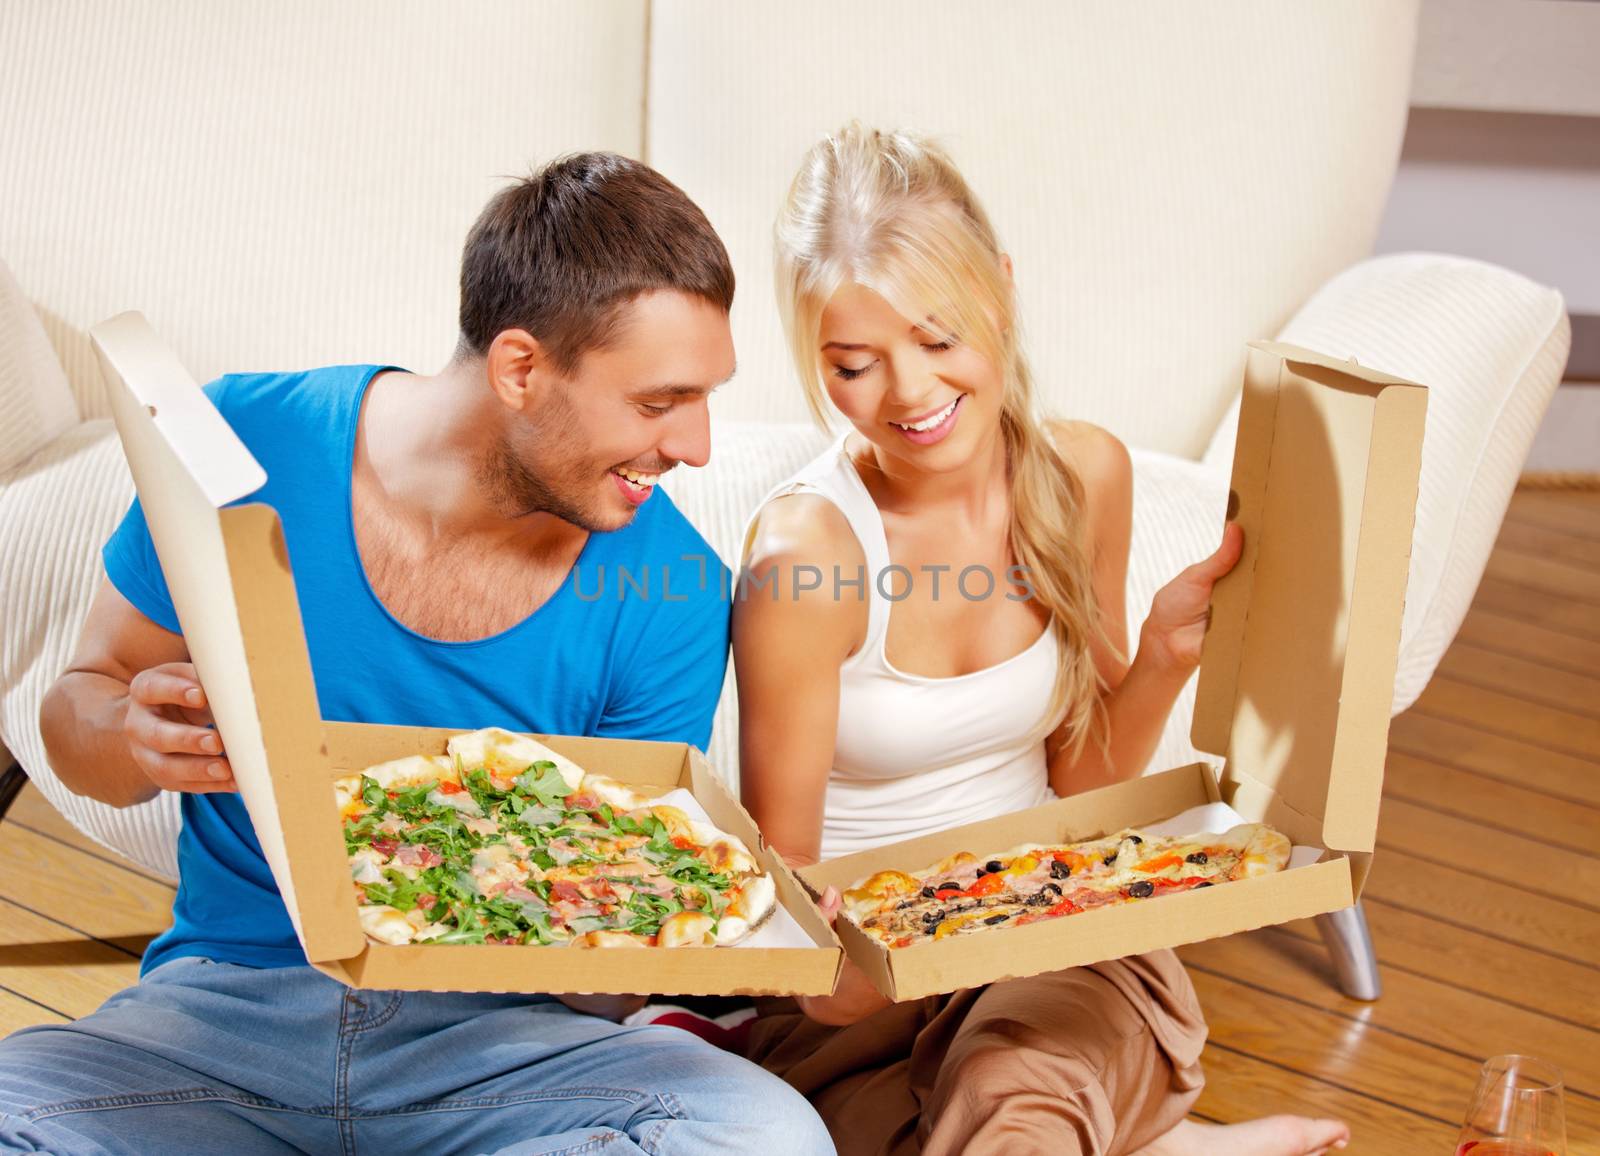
left=646, top=0, right=1418, bottom=457
left=0, top=255, right=77, bottom=476
left=0, top=1, right=646, bottom=426
left=1202, top=253, right=1571, bottom=713
left=0, top=421, right=181, bottom=877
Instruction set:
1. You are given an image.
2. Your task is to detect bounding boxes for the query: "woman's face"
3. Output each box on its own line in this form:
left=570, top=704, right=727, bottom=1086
left=817, top=281, right=1004, bottom=474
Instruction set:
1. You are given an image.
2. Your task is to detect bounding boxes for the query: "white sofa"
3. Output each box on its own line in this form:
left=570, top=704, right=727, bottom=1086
left=0, top=3, right=1570, bottom=932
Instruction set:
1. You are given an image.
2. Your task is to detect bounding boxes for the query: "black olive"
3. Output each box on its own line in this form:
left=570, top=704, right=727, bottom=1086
left=922, top=910, right=942, bottom=925
left=1128, top=835, right=1144, bottom=845
left=985, top=860, right=1004, bottom=874
left=1185, top=852, right=1207, bottom=865
left=1195, top=881, right=1214, bottom=888
left=1049, top=859, right=1072, bottom=880
left=1103, top=852, right=1119, bottom=866
left=920, top=885, right=936, bottom=898
left=1043, top=882, right=1063, bottom=897
left=938, top=881, right=959, bottom=892
left=1024, top=891, right=1052, bottom=906
left=984, top=913, right=1010, bottom=925
left=1128, top=880, right=1155, bottom=898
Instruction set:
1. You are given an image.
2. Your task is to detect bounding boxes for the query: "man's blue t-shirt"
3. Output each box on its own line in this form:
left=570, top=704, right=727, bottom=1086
left=103, top=365, right=732, bottom=975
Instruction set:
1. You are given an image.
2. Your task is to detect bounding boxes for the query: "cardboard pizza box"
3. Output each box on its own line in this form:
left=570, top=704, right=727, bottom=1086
left=801, top=341, right=1427, bottom=1001
left=89, top=311, right=843, bottom=997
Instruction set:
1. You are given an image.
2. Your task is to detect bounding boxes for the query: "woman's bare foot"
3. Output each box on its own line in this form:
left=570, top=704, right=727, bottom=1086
left=1133, top=1115, right=1350, bottom=1156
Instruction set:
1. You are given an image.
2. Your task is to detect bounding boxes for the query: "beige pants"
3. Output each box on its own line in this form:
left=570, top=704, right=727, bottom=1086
left=748, top=951, right=1208, bottom=1156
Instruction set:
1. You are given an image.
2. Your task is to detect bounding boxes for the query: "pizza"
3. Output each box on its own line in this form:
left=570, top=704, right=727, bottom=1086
left=335, top=728, right=777, bottom=949
left=840, top=822, right=1290, bottom=948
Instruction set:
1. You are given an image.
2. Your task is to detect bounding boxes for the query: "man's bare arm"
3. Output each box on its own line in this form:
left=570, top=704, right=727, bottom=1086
left=40, top=580, right=235, bottom=808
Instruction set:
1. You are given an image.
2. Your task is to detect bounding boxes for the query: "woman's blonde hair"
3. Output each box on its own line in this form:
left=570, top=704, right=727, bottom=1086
left=774, top=123, right=1115, bottom=762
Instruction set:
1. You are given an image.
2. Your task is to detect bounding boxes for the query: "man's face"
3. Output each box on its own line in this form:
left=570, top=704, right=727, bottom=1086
left=494, top=291, right=736, bottom=533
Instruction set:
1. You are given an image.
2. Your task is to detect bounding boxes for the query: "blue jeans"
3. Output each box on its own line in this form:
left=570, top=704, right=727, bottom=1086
left=0, top=958, right=834, bottom=1155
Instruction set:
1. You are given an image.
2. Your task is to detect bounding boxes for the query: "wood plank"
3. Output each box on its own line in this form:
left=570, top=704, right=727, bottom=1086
left=1455, top=605, right=1600, bottom=680
left=1278, top=906, right=1600, bottom=1030
left=1483, top=549, right=1600, bottom=605
left=1508, top=490, right=1600, bottom=540
left=1433, top=642, right=1600, bottom=720
left=0, top=825, right=174, bottom=944
left=1388, top=710, right=1600, bottom=806
left=1384, top=750, right=1600, bottom=853
left=1497, top=518, right=1600, bottom=571
left=1377, top=797, right=1600, bottom=903
left=7, top=785, right=176, bottom=888
left=1361, top=846, right=1600, bottom=967
left=0, top=897, right=141, bottom=1019
left=1178, top=929, right=1600, bottom=1100
left=1472, top=575, right=1600, bottom=641
left=0, top=988, right=67, bottom=1036
left=1192, top=971, right=1600, bottom=1143
left=1193, top=1044, right=1457, bottom=1153
left=1412, top=676, right=1600, bottom=763
left=1186, top=970, right=1600, bottom=1135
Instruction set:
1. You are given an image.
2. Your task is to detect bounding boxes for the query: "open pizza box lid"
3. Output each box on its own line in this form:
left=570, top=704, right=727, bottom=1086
left=1191, top=340, right=1426, bottom=876
left=89, top=311, right=842, bottom=995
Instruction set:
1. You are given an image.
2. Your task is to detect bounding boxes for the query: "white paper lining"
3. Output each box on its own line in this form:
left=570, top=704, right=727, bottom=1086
left=1139, top=801, right=1324, bottom=871
left=651, top=788, right=819, bottom=949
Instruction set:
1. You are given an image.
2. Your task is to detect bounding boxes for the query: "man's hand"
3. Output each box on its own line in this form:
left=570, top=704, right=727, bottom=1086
left=1140, top=521, right=1244, bottom=674
left=124, top=662, right=235, bottom=793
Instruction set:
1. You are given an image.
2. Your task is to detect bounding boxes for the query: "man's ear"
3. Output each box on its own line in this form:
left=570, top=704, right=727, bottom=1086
left=484, top=329, right=555, bottom=413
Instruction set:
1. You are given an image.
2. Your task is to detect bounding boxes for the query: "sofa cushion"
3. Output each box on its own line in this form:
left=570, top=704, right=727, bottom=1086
left=0, top=254, right=78, bottom=476
left=0, top=420, right=182, bottom=877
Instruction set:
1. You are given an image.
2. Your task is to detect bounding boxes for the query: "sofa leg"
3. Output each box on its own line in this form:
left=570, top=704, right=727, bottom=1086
left=0, top=760, right=25, bottom=824
left=1315, top=902, right=1382, bottom=1001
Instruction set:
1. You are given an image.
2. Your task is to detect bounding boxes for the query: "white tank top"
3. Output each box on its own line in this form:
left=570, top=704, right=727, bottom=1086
left=744, top=437, right=1063, bottom=862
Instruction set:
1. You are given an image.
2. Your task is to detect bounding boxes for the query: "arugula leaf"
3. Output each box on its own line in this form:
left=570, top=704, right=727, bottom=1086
left=512, top=762, right=570, bottom=809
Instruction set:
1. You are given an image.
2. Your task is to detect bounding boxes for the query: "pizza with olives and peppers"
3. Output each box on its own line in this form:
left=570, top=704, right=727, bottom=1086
left=840, top=823, right=1291, bottom=948
left=336, top=728, right=777, bottom=949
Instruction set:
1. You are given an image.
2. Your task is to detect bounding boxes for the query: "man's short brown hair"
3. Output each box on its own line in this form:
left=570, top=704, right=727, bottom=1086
left=457, top=152, right=735, bottom=373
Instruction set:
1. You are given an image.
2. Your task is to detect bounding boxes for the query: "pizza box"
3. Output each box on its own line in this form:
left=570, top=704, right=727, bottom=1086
left=801, top=341, right=1428, bottom=1002
left=89, top=310, right=844, bottom=997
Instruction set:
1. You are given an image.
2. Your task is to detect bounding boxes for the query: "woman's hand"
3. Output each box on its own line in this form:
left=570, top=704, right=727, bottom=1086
left=797, top=887, right=893, bottom=1027
left=1140, top=521, right=1244, bottom=674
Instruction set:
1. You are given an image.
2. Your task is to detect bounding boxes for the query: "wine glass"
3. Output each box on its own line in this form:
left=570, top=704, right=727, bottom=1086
left=1456, top=1054, right=1567, bottom=1156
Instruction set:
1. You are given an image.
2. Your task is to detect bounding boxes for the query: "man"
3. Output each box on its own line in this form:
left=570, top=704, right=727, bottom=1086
left=4, top=153, right=834, bottom=1155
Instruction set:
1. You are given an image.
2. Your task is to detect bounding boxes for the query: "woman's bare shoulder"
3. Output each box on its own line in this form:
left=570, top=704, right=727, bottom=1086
left=745, top=492, right=866, bottom=573
left=1047, top=418, right=1132, bottom=498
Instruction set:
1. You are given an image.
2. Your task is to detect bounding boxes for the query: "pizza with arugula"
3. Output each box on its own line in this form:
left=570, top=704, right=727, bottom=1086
left=335, top=728, right=777, bottom=949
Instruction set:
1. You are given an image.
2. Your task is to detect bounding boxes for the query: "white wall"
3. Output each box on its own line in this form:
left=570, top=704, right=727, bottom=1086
left=1376, top=108, right=1600, bottom=469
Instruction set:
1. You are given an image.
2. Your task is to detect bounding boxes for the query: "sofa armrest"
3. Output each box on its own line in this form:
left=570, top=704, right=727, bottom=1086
left=1203, top=253, right=1571, bottom=714
left=0, top=420, right=181, bottom=878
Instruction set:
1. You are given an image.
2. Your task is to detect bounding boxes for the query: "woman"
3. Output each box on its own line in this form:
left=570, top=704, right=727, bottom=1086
left=733, top=125, right=1349, bottom=1156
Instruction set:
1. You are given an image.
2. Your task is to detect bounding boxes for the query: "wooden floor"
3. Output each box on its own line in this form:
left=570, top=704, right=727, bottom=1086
left=1, top=487, right=1597, bottom=1152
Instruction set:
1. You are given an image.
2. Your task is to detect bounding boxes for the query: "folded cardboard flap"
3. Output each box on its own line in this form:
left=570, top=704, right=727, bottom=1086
left=93, top=311, right=364, bottom=961
left=1192, top=342, right=1426, bottom=856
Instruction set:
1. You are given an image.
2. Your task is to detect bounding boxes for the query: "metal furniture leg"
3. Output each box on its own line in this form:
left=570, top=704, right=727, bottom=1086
left=1316, top=901, right=1382, bottom=1001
